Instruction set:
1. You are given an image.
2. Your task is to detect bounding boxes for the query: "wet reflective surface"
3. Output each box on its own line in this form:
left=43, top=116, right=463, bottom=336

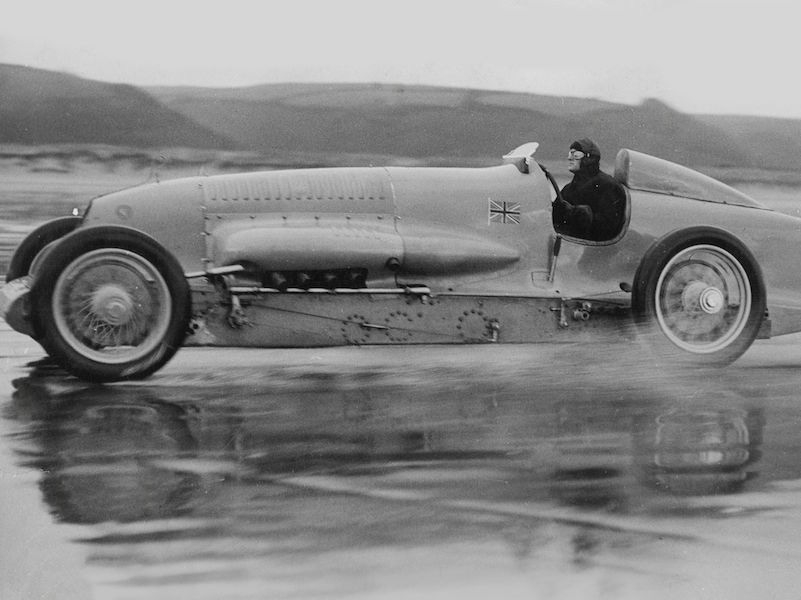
left=4, top=333, right=801, bottom=598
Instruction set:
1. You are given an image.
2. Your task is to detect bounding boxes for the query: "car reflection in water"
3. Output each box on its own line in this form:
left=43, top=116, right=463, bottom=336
left=4, top=363, right=776, bottom=597
left=7, top=370, right=766, bottom=533
left=549, top=398, right=763, bottom=512
left=636, top=408, right=763, bottom=496
left=9, top=381, right=200, bottom=524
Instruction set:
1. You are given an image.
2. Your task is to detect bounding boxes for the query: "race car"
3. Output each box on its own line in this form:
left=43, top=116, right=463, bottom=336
left=3, top=143, right=801, bottom=382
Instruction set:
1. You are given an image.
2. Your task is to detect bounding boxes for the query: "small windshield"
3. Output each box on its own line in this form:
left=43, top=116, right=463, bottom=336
left=614, top=149, right=766, bottom=209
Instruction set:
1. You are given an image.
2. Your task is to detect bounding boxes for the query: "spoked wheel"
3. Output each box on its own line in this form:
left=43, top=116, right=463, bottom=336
left=632, top=227, right=766, bottom=366
left=32, top=226, right=190, bottom=382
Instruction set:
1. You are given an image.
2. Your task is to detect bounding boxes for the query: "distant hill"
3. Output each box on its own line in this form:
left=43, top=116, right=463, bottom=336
left=697, top=114, right=801, bottom=171
left=5, top=63, right=801, bottom=174
left=148, top=83, right=749, bottom=168
left=0, top=63, right=233, bottom=149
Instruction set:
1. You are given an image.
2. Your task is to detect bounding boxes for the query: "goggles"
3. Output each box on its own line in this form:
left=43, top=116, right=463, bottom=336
left=567, top=150, right=585, bottom=160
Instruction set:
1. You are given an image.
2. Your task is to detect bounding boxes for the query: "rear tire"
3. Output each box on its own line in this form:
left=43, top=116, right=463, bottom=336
left=31, top=226, right=190, bottom=382
left=632, top=227, right=765, bottom=366
left=5, top=216, right=81, bottom=282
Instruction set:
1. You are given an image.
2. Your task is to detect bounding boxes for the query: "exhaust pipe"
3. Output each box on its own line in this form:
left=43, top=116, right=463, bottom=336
left=268, top=271, right=288, bottom=292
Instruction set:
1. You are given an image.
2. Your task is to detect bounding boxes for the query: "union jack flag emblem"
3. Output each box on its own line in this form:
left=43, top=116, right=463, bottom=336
left=489, top=199, right=521, bottom=224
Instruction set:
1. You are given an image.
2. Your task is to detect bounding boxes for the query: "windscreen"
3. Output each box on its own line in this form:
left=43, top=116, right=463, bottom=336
left=614, top=149, right=766, bottom=209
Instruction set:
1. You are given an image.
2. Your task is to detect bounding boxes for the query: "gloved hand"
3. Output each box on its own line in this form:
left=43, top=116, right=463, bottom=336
left=572, top=205, right=593, bottom=230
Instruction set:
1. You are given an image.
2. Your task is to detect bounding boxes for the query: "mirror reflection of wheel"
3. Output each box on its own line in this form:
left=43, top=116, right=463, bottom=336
left=632, top=227, right=766, bottom=366
left=31, top=226, right=190, bottom=382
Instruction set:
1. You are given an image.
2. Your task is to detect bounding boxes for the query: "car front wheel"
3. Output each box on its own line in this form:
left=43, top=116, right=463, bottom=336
left=31, top=226, right=190, bottom=382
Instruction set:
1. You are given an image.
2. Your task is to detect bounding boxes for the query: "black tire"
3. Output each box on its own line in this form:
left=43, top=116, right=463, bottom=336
left=31, top=226, right=191, bottom=382
left=5, top=216, right=82, bottom=282
left=631, top=227, right=766, bottom=366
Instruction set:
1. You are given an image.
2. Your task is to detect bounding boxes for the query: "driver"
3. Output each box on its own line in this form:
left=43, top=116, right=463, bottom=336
left=552, top=138, right=625, bottom=241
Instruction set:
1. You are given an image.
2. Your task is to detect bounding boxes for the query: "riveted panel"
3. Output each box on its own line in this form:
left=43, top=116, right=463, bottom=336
left=185, top=293, right=633, bottom=348
left=202, top=168, right=393, bottom=216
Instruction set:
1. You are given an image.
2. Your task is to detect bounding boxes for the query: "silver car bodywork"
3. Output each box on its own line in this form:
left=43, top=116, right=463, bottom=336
left=4, top=144, right=800, bottom=381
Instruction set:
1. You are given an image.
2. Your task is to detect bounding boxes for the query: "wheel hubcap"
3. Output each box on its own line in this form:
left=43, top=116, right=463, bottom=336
left=655, top=245, right=751, bottom=354
left=682, top=281, right=725, bottom=315
left=698, top=287, right=725, bottom=314
left=90, top=285, right=135, bottom=326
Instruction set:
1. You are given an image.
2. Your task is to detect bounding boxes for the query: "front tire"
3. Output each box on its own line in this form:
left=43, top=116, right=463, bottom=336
left=632, top=227, right=766, bottom=366
left=31, top=226, right=190, bottom=382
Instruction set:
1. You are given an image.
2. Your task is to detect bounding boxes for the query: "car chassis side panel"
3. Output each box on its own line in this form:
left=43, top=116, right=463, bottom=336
left=185, top=289, right=632, bottom=348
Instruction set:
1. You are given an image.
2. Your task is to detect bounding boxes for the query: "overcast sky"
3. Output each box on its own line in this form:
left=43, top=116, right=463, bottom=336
left=2, top=0, right=799, bottom=118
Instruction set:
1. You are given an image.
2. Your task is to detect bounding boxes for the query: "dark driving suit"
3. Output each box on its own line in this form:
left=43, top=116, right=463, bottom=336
left=552, top=162, right=626, bottom=242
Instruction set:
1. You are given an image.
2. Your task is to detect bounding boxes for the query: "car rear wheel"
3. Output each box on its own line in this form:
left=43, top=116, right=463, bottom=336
left=5, top=216, right=83, bottom=343
left=32, top=226, right=190, bottom=382
left=5, top=216, right=82, bottom=282
left=632, top=227, right=765, bottom=366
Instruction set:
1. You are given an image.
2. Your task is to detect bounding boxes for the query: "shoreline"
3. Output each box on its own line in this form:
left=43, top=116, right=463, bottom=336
left=4, top=143, right=801, bottom=187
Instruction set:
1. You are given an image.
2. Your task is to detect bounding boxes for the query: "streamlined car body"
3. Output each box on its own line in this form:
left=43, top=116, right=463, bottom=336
left=3, top=143, right=801, bottom=381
